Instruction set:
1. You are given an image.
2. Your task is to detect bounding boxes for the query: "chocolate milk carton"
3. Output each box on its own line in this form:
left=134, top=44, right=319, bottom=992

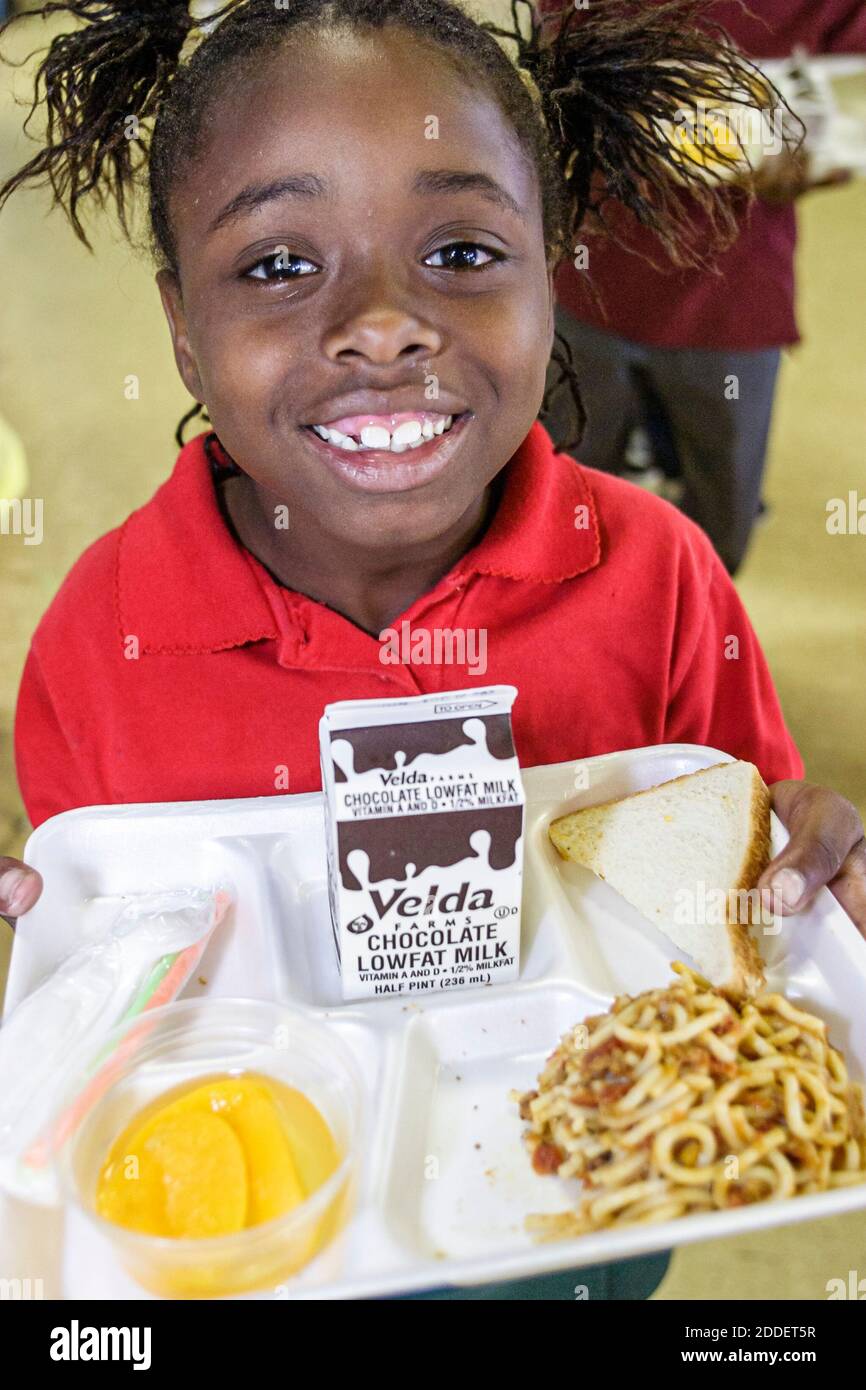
left=319, top=687, right=525, bottom=1001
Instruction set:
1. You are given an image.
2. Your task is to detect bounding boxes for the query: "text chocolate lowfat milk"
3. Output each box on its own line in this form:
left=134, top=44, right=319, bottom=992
left=319, top=687, right=525, bottom=1001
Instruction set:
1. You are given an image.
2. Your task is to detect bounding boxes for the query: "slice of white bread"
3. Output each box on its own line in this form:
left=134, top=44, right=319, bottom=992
left=548, top=760, right=771, bottom=997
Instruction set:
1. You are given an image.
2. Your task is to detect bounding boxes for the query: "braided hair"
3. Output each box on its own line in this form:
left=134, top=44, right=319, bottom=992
left=0, top=0, right=791, bottom=449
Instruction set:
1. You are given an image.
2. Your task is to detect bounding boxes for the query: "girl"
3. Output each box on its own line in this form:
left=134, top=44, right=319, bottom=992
left=1, top=0, right=865, bottom=1297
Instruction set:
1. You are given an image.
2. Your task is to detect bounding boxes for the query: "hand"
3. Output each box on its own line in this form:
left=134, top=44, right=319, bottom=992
left=749, top=146, right=851, bottom=204
left=759, top=781, right=866, bottom=937
left=0, top=856, right=43, bottom=925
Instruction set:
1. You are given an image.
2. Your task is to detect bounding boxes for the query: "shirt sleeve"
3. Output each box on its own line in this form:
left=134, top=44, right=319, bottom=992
left=663, top=537, right=805, bottom=785
left=14, top=644, right=99, bottom=829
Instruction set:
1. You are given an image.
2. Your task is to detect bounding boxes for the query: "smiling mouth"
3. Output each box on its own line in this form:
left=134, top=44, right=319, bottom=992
left=299, top=409, right=472, bottom=494
left=303, top=410, right=465, bottom=454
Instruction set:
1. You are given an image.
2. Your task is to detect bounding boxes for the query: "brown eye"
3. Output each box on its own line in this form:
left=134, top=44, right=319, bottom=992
left=244, top=251, right=319, bottom=281
left=424, top=242, right=499, bottom=270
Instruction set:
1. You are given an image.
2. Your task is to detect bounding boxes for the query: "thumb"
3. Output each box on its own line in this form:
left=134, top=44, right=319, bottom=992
left=0, top=857, right=43, bottom=921
left=758, top=781, right=863, bottom=914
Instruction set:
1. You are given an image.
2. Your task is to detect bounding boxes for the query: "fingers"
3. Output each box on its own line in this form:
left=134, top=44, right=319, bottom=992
left=759, top=782, right=864, bottom=917
left=827, top=839, right=866, bottom=938
left=808, top=168, right=853, bottom=191
left=0, top=857, right=43, bottom=922
left=752, top=147, right=810, bottom=203
left=751, top=150, right=851, bottom=203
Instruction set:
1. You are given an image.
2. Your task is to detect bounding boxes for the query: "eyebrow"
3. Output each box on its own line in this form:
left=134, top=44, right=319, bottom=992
left=411, top=169, right=526, bottom=220
left=208, top=167, right=525, bottom=235
left=208, top=174, right=328, bottom=235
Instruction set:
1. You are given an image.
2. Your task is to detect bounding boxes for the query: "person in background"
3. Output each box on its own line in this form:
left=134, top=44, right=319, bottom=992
left=541, top=0, right=866, bottom=575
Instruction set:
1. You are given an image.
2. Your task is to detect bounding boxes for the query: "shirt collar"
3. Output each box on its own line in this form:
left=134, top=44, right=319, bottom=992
left=453, top=420, right=601, bottom=584
left=115, top=421, right=602, bottom=656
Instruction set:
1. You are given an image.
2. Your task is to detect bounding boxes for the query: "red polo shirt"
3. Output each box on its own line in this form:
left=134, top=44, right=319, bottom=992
left=14, top=425, right=803, bottom=828
left=545, top=0, right=866, bottom=350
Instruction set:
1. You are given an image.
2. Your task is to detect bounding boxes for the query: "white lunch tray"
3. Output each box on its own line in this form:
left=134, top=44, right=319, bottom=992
left=4, top=743, right=866, bottom=1300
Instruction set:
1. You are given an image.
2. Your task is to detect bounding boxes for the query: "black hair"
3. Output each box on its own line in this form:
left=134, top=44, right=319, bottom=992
left=0, top=0, right=795, bottom=451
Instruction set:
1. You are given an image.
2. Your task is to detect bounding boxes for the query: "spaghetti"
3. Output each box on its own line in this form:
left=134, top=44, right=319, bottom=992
left=516, top=963, right=866, bottom=1238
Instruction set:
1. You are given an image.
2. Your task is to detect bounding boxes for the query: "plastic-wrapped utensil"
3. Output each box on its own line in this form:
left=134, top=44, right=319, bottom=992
left=0, top=886, right=231, bottom=1204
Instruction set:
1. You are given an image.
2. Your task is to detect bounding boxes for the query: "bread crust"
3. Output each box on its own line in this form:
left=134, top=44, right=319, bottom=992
left=550, top=761, right=743, bottom=836
left=727, top=769, right=771, bottom=997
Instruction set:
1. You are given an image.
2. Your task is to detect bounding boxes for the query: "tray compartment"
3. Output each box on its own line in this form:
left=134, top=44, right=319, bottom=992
left=379, top=983, right=597, bottom=1261
left=266, top=825, right=340, bottom=1007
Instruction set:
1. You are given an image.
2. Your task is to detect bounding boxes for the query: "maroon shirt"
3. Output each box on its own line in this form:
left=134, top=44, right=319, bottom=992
left=545, top=1, right=866, bottom=349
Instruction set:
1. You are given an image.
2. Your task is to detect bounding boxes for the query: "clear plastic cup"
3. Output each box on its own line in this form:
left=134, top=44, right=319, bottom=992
left=57, top=998, right=364, bottom=1298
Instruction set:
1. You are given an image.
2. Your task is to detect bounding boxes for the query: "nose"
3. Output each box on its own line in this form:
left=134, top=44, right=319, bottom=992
left=322, top=267, right=443, bottom=367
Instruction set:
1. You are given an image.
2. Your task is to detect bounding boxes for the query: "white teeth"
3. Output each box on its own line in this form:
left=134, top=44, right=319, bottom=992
left=392, top=420, right=423, bottom=447
left=360, top=425, right=392, bottom=449
left=311, top=414, right=460, bottom=452
left=318, top=425, right=358, bottom=450
left=312, top=423, right=359, bottom=449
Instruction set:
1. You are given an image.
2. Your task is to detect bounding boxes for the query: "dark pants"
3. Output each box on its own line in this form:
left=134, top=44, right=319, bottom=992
left=543, top=309, right=782, bottom=576
left=401, top=1249, right=671, bottom=1301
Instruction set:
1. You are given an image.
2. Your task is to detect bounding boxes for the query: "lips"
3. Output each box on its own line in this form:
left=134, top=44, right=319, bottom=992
left=300, top=410, right=473, bottom=495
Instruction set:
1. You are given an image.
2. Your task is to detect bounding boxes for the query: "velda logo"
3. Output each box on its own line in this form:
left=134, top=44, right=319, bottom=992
left=366, top=880, right=494, bottom=923
left=49, top=1321, right=152, bottom=1370
left=347, top=913, right=374, bottom=935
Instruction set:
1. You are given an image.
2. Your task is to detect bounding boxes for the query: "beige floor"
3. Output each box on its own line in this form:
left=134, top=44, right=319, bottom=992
left=1, top=17, right=865, bottom=1300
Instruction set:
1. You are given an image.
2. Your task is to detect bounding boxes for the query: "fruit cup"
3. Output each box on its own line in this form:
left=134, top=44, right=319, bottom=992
left=58, top=998, right=364, bottom=1298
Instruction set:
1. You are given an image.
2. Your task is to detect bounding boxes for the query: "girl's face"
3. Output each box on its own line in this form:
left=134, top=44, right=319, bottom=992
left=158, top=27, right=554, bottom=553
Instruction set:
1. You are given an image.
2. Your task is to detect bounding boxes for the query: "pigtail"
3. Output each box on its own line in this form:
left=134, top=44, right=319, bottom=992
left=0, top=0, right=204, bottom=247
left=490, top=0, right=801, bottom=268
